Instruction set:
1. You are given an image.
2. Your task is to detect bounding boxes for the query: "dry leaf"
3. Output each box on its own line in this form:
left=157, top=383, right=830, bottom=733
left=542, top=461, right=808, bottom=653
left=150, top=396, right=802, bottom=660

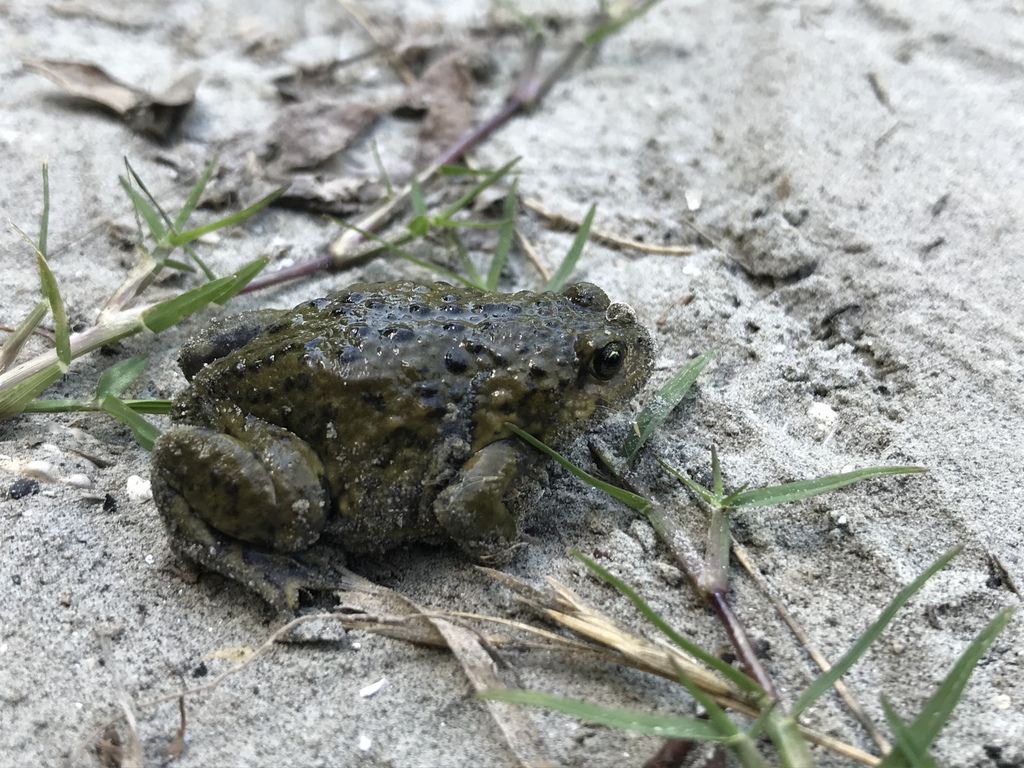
left=430, top=618, right=551, bottom=768
left=95, top=726, right=124, bottom=768
left=264, top=99, right=383, bottom=171
left=408, top=48, right=482, bottom=165
left=275, top=173, right=381, bottom=215
left=23, top=59, right=198, bottom=140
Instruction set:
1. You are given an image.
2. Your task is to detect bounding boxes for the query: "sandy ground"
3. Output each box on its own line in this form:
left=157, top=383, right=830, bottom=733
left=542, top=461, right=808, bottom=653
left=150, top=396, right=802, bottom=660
left=2, top=1, right=1022, bottom=766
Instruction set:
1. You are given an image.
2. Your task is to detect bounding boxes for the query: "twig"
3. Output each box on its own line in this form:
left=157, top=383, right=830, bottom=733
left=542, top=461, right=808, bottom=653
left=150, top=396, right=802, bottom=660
left=732, top=541, right=892, bottom=754
left=521, top=196, right=696, bottom=255
left=242, top=11, right=616, bottom=294
left=515, top=229, right=551, bottom=283
left=678, top=216, right=723, bottom=251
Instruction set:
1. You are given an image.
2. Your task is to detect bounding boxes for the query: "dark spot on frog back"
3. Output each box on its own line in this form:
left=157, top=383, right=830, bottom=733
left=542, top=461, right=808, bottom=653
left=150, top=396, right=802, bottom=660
left=444, top=349, right=470, bottom=374
left=362, top=390, right=387, bottom=411
left=381, top=326, right=416, bottom=343
left=284, top=372, right=311, bottom=391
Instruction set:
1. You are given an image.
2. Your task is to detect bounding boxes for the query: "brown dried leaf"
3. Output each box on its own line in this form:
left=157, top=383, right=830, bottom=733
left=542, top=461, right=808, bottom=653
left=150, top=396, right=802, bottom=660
left=204, top=645, right=256, bottom=664
left=265, top=99, right=383, bottom=171
left=430, top=618, right=551, bottom=768
left=22, top=59, right=198, bottom=140
left=410, top=48, right=481, bottom=164
left=95, top=726, right=124, bottom=768
left=275, top=173, right=381, bottom=215
left=24, top=59, right=142, bottom=112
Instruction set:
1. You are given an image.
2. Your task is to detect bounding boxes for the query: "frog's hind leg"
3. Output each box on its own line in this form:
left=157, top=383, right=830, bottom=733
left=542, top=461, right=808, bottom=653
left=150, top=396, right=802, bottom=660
left=151, top=417, right=340, bottom=611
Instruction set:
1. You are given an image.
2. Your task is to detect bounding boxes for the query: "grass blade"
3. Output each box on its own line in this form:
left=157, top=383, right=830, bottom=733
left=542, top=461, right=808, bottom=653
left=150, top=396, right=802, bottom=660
left=727, top=466, right=927, bottom=508
left=711, top=444, right=723, bottom=499
left=486, top=180, right=517, bottom=291
left=169, top=187, right=287, bottom=246
left=545, top=203, right=595, bottom=292
left=0, top=365, right=65, bottom=417
left=507, top=424, right=650, bottom=511
left=141, top=257, right=268, bottom=333
left=584, top=0, right=666, bottom=45
left=669, top=662, right=771, bottom=768
left=479, top=689, right=726, bottom=742
left=119, top=175, right=167, bottom=242
left=120, top=399, right=172, bottom=415
left=332, top=219, right=477, bottom=288
left=126, top=158, right=176, bottom=228
left=407, top=178, right=430, bottom=236
left=438, top=157, right=520, bottom=220
left=657, top=458, right=716, bottom=506
left=881, top=699, right=937, bottom=768
left=38, top=161, right=50, bottom=257
left=574, top=550, right=765, bottom=696
left=0, top=299, right=48, bottom=373
left=36, top=252, right=71, bottom=367
left=878, top=605, right=1014, bottom=767
left=410, top=178, right=428, bottom=217
left=94, top=356, right=148, bottom=399
left=449, top=230, right=485, bottom=289
left=99, top=394, right=161, bottom=451
left=171, top=158, right=216, bottom=232
left=209, top=256, right=270, bottom=306
left=792, top=547, right=962, bottom=716
left=620, top=349, right=716, bottom=460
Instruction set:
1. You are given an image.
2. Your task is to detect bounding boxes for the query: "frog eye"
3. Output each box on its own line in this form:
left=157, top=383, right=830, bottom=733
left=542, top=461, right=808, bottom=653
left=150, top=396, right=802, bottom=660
left=590, top=341, right=625, bottom=380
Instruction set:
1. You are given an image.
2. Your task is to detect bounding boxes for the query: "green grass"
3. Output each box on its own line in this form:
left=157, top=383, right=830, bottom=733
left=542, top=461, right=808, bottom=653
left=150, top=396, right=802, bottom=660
left=491, top=360, right=1012, bottom=766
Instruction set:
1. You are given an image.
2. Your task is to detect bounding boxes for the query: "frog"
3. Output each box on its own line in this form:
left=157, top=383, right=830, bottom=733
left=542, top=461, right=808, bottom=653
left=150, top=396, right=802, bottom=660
left=150, top=280, right=654, bottom=610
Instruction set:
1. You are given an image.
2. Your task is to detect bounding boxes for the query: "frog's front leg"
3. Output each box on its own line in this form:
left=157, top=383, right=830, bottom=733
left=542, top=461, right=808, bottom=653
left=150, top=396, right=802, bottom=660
left=433, top=439, right=525, bottom=564
left=151, top=414, right=335, bottom=610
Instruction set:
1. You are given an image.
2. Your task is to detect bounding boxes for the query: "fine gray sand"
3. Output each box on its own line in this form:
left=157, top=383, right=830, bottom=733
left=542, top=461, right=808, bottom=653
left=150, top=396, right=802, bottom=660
left=1, top=2, right=1021, bottom=766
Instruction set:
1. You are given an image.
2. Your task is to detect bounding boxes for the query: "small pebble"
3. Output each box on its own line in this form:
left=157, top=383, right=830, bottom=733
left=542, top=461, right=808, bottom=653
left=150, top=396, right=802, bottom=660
left=10, top=478, right=40, bottom=499
left=65, top=473, right=93, bottom=489
left=653, top=562, right=684, bottom=587
left=126, top=475, right=152, bottom=503
left=23, top=461, right=54, bottom=482
left=359, top=677, right=387, bottom=698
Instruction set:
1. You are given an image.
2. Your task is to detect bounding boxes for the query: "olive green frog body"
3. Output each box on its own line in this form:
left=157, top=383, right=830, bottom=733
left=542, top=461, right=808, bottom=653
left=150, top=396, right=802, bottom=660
left=151, top=281, right=654, bottom=609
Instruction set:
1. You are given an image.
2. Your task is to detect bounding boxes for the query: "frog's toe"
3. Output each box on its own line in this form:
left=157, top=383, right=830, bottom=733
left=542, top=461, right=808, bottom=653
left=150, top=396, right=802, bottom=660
left=236, top=548, right=349, bottom=612
left=161, top=512, right=346, bottom=612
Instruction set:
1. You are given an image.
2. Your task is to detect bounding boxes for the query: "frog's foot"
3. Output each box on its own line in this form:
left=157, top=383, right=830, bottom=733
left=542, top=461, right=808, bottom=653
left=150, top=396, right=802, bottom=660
left=433, top=439, right=522, bottom=564
left=156, top=483, right=345, bottom=612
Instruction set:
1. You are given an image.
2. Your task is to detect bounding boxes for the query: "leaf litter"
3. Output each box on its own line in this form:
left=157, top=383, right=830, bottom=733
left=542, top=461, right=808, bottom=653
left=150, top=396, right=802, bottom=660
left=22, top=59, right=198, bottom=141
